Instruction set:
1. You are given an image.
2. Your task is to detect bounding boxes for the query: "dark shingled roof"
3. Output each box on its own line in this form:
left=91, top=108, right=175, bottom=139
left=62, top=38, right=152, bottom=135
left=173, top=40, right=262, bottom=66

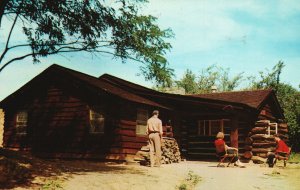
left=188, top=89, right=274, bottom=109
left=1, top=64, right=283, bottom=118
left=99, top=73, right=257, bottom=111
left=0, top=64, right=170, bottom=109
left=98, top=73, right=284, bottom=113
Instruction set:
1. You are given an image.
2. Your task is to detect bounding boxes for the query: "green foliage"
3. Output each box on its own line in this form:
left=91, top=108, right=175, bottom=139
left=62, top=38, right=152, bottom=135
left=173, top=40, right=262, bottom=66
left=175, top=69, right=198, bottom=94
left=196, top=65, right=220, bottom=93
left=0, top=0, right=174, bottom=86
left=277, top=84, right=300, bottom=151
left=176, top=171, right=201, bottom=190
left=40, top=179, right=64, bottom=190
left=186, top=170, right=201, bottom=185
left=289, top=153, right=300, bottom=163
left=178, top=183, right=188, bottom=190
left=248, top=61, right=284, bottom=92
left=247, top=61, right=300, bottom=152
left=141, top=61, right=174, bottom=87
left=175, top=65, right=243, bottom=94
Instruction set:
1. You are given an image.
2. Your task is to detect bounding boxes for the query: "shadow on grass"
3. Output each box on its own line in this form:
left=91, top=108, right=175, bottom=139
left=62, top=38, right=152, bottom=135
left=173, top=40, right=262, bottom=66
left=0, top=148, right=144, bottom=189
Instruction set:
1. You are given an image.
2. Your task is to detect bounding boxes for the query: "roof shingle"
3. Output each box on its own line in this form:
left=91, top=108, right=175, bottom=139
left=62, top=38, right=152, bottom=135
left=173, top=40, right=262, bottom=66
left=189, top=89, right=273, bottom=109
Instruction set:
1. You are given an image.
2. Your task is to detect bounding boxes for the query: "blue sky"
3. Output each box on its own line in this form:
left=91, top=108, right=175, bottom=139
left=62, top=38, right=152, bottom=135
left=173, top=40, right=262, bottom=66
left=0, top=0, right=300, bottom=101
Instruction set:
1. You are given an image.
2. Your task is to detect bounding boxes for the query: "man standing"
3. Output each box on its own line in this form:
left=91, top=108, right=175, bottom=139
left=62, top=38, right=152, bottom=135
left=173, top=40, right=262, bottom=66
left=147, top=110, right=163, bottom=167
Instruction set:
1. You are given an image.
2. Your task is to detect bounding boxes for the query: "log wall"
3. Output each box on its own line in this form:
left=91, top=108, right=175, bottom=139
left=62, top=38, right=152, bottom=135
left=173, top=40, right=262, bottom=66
left=258, top=101, right=281, bottom=121
left=246, top=119, right=289, bottom=163
left=180, top=115, right=255, bottom=160
left=108, top=119, right=148, bottom=161
left=109, top=119, right=175, bottom=161
left=3, top=85, right=174, bottom=161
left=3, top=86, right=91, bottom=153
left=182, top=119, right=231, bottom=159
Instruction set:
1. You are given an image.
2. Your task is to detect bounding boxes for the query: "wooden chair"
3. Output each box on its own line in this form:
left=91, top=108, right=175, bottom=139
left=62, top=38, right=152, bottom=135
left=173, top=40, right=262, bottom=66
left=274, top=148, right=291, bottom=167
left=216, top=145, right=238, bottom=167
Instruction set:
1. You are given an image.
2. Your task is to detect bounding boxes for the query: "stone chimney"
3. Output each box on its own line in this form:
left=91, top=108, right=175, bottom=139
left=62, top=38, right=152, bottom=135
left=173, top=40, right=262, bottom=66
left=211, top=85, right=217, bottom=93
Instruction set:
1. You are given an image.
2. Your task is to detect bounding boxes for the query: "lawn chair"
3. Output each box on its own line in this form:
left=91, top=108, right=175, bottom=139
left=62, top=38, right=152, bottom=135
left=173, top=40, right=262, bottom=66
left=215, top=144, right=238, bottom=167
left=274, top=147, right=291, bottom=167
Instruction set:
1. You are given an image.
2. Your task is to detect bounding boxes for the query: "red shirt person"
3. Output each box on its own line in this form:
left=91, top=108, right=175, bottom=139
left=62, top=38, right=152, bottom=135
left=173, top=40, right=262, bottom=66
left=214, top=138, right=226, bottom=155
left=267, top=134, right=290, bottom=167
left=275, top=138, right=290, bottom=153
left=214, top=132, right=245, bottom=167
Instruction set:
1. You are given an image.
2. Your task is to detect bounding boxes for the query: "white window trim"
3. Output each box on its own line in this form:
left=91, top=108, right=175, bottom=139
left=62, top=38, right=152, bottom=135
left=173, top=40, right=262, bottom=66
left=89, top=108, right=105, bottom=134
left=136, top=109, right=148, bottom=136
left=197, top=119, right=229, bottom=136
left=16, top=111, right=28, bottom=135
left=268, top=123, right=278, bottom=136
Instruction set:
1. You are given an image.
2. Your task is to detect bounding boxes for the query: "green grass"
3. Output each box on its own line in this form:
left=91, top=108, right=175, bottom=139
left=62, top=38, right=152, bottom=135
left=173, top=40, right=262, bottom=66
left=288, top=153, right=300, bottom=163
left=176, top=171, right=201, bottom=190
left=39, top=179, right=64, bottom=190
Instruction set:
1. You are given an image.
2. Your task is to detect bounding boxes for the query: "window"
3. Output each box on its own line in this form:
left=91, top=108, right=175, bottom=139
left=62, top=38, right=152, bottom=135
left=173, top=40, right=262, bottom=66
left=268, top=123, right=278, bottom=136
left=197, top=119, right=230, bottom=136
left=16, top=111, right=28, bottom=135
left=89, top=108, right=105, bottom=134
left=136, top=109, right=148, bottom=135
left=210, top=120, right=221, bottom=135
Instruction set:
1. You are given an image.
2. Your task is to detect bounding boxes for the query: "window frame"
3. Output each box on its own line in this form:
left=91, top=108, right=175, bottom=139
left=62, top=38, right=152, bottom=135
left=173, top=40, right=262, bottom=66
left=268, top=122, right=278, bottom=136
left=197, top=119, right=230, bottom=136
left=136, top=109, right=148, bottom=136
left=16, top=111, right=28, bottom=135
left=89, top=108, right=105, bottom=134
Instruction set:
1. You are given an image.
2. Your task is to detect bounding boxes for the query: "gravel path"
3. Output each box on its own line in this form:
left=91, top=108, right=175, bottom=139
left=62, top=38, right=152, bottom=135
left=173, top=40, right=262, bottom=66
left=13, top=160, right=300, bottom=190
left=60, top=161, right=300, bottom=190
left=186, top=161, right=299, bottom=190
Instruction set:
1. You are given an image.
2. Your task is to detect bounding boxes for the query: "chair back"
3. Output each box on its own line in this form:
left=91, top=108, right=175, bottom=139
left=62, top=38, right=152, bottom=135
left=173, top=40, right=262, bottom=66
left=215, top=143, right=226, bottom=154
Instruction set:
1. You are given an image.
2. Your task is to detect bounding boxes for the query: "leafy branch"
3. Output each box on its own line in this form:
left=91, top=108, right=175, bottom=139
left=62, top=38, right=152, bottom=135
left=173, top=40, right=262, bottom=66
left=0, top=0, right=174, bottom=86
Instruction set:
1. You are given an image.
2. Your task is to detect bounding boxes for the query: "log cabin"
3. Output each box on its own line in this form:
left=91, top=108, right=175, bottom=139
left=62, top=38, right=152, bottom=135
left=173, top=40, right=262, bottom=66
left=0, top=64, right=288, bottom=162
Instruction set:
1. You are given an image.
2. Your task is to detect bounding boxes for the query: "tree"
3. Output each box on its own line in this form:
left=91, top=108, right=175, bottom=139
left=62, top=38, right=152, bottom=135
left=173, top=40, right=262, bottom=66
left=175, top=69, right=197, bottom=94
left=217, top=67, right=243, bottom=92
left=175, top=65, right=243, bottom=94
left=249, top=61, right=284, bottom=92
left=247, top=61, right=300, bottom=151
left=141, top=61, right=174, bottom=88
left=277, top=83, right=300, bottom=152
left=196, top=65, right=220, bottom=93
left=0, top=0, right=174, bottom=86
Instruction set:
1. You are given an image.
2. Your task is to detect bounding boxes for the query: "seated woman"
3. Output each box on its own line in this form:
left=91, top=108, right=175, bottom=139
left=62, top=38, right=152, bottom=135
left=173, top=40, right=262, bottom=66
left=215, top=132, right=245, bottom=167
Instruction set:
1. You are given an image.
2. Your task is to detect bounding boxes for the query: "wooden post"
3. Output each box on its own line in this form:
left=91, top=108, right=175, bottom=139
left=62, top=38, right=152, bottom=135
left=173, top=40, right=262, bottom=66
left=230, top=117, right=238, bottom=148
left=0, top=109, right=4, bottom=147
